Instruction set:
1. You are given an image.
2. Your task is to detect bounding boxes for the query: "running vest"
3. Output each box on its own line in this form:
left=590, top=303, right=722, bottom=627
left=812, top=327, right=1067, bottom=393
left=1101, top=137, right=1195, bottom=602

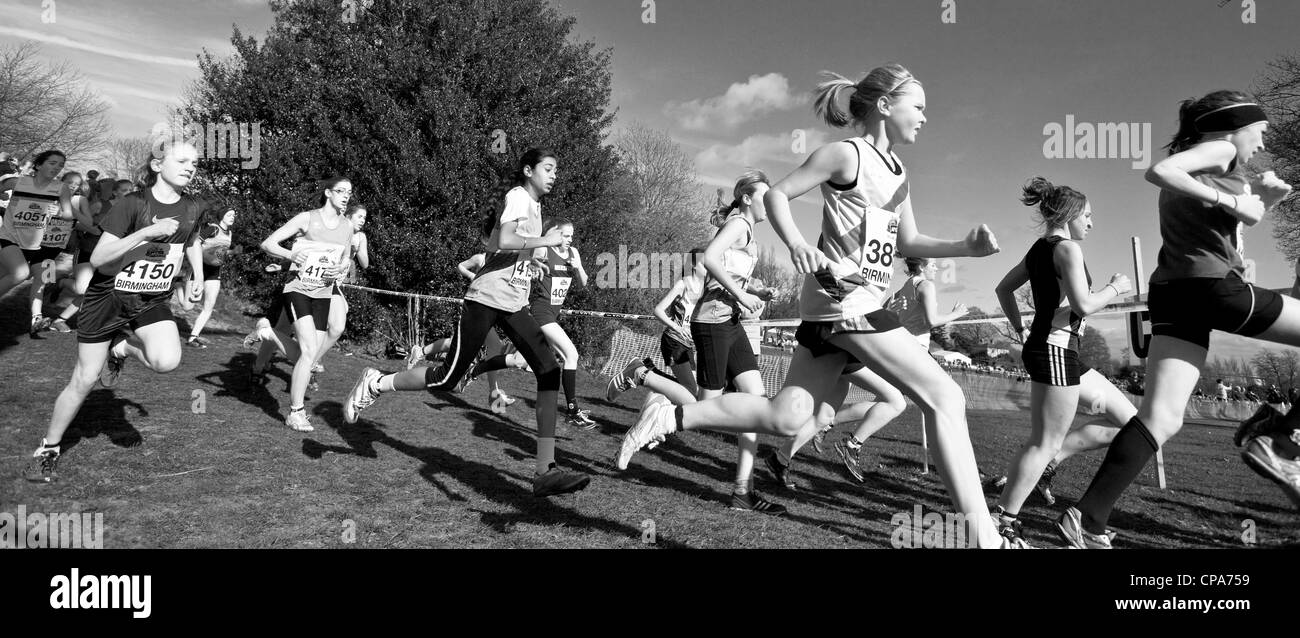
left=664, top=273, right=705, bottom=347
left=283, top=210, right=353, bottom=299
left=1150, top=160, right=1251, bottom=284
left=693, top=214, right=757, bottom=324
left=93, top=190, right=208, bottom=295
left=467, top=186, right=542, bottom=313
left=801, top=138, right=908, bottom=322
left=1026, top=236, right=1093, bottom=351
left=530, top=244, right=576, bottom=308
left=1, top=175, right=64, bottom=249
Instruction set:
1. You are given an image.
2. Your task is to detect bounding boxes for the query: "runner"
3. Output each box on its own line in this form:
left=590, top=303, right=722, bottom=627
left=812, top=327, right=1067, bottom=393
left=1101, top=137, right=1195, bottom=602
left=25, top=142, right=209, bottom=483
left=48, top=177, right=116, bottom=333
left=0, top=150, right=79, bottom=334
left=1061, top=91, right=1296, bottom=548
left=617, top=64, right=1018, bottom=547
left=341, top=148, right=591, bottom=497
left=185, top=203, right=236, bottom=348
left=254, top=176, right=355, bottom=432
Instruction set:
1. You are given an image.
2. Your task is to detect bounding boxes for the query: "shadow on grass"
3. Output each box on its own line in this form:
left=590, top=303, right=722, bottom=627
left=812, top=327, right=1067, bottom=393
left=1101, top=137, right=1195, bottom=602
left=61, top=389, right=147, bottom=450
left=300, top=397, right=690, bottom=548
left=194, top=351, right=291, bottom=422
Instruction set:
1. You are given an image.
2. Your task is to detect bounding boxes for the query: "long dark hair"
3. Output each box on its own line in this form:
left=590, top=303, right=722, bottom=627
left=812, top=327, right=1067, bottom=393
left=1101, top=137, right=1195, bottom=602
left=1020, top=176, right=1087, bottom=230
left=479, top=148, right=557, bottom=238
left=1164, top=90, right=1254, bottom=155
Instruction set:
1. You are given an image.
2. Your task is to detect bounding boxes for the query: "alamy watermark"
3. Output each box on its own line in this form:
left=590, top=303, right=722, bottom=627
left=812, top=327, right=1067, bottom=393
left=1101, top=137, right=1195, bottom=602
left=593, top=246, right=698, bottom=290
left=150, top=120, right=262, bottom=169
left=0, top=505, right=104, bottom=549
left=890, top=504, right=975, bottom=548
left=1043, top=115, right=1152, bottom=169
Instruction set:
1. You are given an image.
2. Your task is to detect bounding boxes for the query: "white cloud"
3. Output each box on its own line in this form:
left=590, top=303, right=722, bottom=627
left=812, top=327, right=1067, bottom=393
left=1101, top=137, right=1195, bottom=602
left=665, top=73, right=806, bottom=131
left=0, top=26, right=199, bottom=67
left=694, top=130, right=829, bottom=177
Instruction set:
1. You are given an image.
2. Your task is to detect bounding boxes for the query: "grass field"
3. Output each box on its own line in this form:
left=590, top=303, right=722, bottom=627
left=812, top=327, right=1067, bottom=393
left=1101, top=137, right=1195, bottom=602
left=2, top=285, right=1297, bottom=549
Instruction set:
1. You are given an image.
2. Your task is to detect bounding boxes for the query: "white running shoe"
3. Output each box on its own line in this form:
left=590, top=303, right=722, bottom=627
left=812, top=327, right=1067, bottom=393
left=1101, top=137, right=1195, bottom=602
left=286, top=409, right=314, bottom=432
left=1056, top=506, right=1113, bottom=549
left=344, top=367, right=382, bottom=424
left=616, top=393, right=676, bottom=470
left=405, top=344, right=425, bottom=370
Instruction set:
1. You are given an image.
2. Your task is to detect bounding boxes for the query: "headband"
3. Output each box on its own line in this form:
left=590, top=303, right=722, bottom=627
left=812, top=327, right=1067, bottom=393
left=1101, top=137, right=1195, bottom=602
left=1193, top=103, right=1268, bottom=134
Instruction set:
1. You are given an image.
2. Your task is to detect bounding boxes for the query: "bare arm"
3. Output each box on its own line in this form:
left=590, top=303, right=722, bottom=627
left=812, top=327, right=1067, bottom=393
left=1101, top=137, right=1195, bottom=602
left=260, top=212, right=311, bottom=263
left=653, top=279, right=690, bottom=339
left=995, top=259, right=1032, bottom=336
left=1056, top=240, right=1130, bottom=317
left=457, top=254, right=484, bottom=280
left=354, top=232, right=370, bottom=269
left=896, top=197, right=999, bottom=259
left=764, top=142, right=857, bottom=273
left=919, top=280, right=966, bottom=327
left=700, top=218, right=759, bottom=312
left=1145, top=140, right=1265, bottom=226
left=570, top=246, right=589, bottom=288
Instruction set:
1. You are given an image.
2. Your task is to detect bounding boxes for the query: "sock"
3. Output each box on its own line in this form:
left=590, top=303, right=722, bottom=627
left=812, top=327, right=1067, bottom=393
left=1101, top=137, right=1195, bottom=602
left=674, top=406, right=685, bottom=432
left=846, top=436, right=863, bottom=450
left=375, top=374, right=396, bottom=393
left=536, top=437, right=556, bottom=474
left=1076, top=416, right=1158, bottom=535
left=289, top=405, right=305, bottom=413
left=562, top=369, right=577, bottom=409
left=38, top=437, right=60, bottom=451
left=733, top=478, right=749, bottom=495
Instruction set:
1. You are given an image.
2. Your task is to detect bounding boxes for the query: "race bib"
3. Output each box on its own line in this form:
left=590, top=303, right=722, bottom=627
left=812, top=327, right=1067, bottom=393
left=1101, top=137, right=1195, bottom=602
left=507, top=259, right=532, bottom=289
left=549, top=276, right=572, bottom=306
left=292, top=239, right=347, bottom=289
left=5, top=195, right=57, bottom=249
left=856, top=208, right=899, bottom=291
left=41, top=218, right=74, bottom=249
left=115, top=242, right=183, bottom=293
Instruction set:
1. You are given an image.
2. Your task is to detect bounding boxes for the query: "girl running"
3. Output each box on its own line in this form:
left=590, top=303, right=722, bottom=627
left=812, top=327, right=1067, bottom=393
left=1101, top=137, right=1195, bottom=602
left=985, top=177, right=1136, bottom=544
left=25, top=142, right=209, bottom=483
left=1060, top=92, right=1296, bottom=547
left=254, top=176, right=355, bottom=432
left=406, top=233, right=523, bottom=413
left=26, top=171, right=87, bottom=335
left=617, top=64, right=1017, bottom=547
left=312, top=203, right=368, bottom=367
left=185, top=204, right=236, bottom=348
left=0, top=150, right=79, bottom=333
left=525, top=217, right=593, bottom=427
left=47, top=177, right=116, bottom=333
left=341, top=148, right=591, bottom=497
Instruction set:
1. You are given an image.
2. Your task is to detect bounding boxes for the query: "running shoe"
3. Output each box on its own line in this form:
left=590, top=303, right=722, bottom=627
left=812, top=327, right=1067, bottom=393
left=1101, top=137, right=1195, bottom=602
left=242, top=317, right=271, bottom=349
left=24, top=440, right=61, bottom=484
left=343, top=367, right=383, bottom=424
left=993, top=512, right=1029, bottom=547
left=729, top=490, right=787, bottom=515
left=616, top=393, right=675, bottom=470
left=455, top=350, right=484, bottom=393
left=1056, top=506, right=1113, bottom=549
left=187, top=335, right=209, bottom=349
left=985, top=474, right=1009, bottom=494
left=100, top=339, right=127, bottom=388
left=811, top=425, right=831, bottom=454
left=311, top=362, right=325, bottom=374
left=29, top=314, right=50, bottom=338
left=533, top=463, right=591, bottom=497
left=605, top=357, right=646, bottom=402
left=286, top=409, right=314, bottom=432
left=490, top=391, right=513, bottom=415
left=1036, top=460, right=1059, bottom=506
left=1235, top=403, right=1283, bottom=448
left=48, top=318, right=72, bottom=333
left=833, top=438, right=865, bottom=483
left=1241, top=434, right=1300, bottom=508
left=405, top=344, right=425, bottom=370
left=566, top=408, right=598, bottom=430
left=763, top=449, right=797, bottom=491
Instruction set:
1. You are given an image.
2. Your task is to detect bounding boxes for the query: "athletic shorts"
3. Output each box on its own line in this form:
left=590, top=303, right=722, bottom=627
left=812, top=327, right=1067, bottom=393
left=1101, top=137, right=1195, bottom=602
left=1148, top=272, right=1284, bottom=350
left=204, top=263, right=222, bottom=282
left=76, top=278, right=175, bottom=344
left=529, top=299, right=560, bottom=327
left=1022, top=343, right=1091, bottom=386
left=283, top=291, right=331, bottom=329
left=1, top=238, right=60, bottom=265
left=795, top=309, right=902, bottom=372
left=690, top=320, right=757, bottom=391
left=660, top=331, right=693, bottom=367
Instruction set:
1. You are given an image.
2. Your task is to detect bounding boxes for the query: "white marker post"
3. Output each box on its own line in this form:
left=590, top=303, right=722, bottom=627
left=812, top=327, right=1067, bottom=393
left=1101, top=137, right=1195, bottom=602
left=1132, top=236, right=1167, bottom=489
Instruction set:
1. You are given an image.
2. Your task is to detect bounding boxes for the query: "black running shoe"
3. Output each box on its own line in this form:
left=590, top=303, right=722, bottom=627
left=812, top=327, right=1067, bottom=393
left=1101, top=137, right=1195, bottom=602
left=729, top=490, right=787, bottom=515
left=763, top=450, right=797, bottom=491
left=533, top=463, right=591, bottom=497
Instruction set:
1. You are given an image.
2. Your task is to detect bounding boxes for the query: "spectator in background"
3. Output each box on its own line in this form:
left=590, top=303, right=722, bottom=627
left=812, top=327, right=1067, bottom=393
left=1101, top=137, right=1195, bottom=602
left=1217, top=379, right=1230, bottom=402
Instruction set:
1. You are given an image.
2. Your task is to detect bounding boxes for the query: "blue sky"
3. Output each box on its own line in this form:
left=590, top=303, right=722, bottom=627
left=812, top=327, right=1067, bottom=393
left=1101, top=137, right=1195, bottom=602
left=3, top=0, right=1299, bottom=367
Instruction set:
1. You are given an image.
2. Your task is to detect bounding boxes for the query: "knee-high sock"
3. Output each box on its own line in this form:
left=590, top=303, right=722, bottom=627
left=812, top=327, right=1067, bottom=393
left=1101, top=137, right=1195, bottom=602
left=1075, top=416, right=1158, bottom=534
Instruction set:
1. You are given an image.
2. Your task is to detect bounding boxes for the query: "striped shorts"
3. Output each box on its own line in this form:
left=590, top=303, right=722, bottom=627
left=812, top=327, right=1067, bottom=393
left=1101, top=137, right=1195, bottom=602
left=1022, top=343, right=1089, bottom=387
